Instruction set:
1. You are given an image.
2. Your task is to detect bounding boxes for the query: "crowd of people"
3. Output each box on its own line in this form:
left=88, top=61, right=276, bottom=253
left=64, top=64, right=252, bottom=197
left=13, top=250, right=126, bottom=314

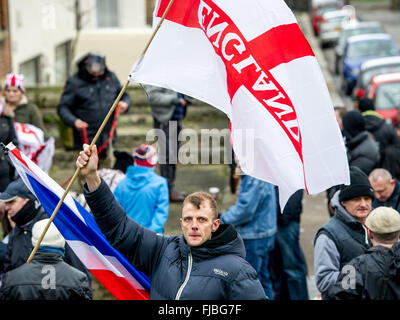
left=0, top=50, right=400, bottom=301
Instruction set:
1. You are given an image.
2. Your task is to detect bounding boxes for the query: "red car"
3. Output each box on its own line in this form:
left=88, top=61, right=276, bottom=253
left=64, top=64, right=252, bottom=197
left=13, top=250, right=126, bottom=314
left=367, top=72, right=400, bottom=125
left=311, top=0, right=344, bottom=36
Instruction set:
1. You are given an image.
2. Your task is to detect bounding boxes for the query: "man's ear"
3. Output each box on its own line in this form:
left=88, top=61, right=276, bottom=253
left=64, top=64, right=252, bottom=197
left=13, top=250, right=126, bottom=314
left=367, top=229, right=373, bottom=240
left=212, top=219, right=221, bottom=233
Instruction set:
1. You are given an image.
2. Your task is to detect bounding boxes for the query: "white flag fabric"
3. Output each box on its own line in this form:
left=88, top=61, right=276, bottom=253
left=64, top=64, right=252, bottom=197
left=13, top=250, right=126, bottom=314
left=14, top=122, right=55, bottom=173
left=129, top=0, right=350, bottom=209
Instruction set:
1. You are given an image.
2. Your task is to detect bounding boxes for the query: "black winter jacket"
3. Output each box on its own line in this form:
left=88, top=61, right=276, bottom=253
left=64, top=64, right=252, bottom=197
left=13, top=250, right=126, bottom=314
left=346, top=131, right=380, bottom=175
left=0, top=250, right=92, bottom=300
left=57, top=57, right=131, bottom=150
left=326, top=242, right=400, bottom=300
left=364, top=113, right=399, bottom=159
left=84, top=179, right=267, bottom=300
left=0, top=115, right=18, bottom=192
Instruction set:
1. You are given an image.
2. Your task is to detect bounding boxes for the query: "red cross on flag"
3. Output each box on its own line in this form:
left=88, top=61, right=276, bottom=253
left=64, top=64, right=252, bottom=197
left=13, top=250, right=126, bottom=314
left=129, top=0, right=350, bottom=210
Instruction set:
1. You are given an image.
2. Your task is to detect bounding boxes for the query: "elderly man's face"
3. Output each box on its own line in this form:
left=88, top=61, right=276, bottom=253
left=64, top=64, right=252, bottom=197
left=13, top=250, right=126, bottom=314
left=341, top=196, right=372, bottom=224
left=180, top=201, right=220, bottom=247
left=4, top=197, right=29, bottom=218
left=369, top=177, right=395, bottom=203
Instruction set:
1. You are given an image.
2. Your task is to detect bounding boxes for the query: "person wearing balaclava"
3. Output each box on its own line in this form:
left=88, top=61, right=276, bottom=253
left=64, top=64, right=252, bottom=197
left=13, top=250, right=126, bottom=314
left=57, top=51, right=131, bottom=167
left=342, top=110, right=380, bottom=175
left=0, top=179, right=92, bottom=285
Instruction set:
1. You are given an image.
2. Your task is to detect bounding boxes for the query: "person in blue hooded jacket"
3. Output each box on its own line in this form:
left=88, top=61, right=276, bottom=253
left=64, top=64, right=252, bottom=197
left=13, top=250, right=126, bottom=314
left=113, top=144, right=169, bottom=234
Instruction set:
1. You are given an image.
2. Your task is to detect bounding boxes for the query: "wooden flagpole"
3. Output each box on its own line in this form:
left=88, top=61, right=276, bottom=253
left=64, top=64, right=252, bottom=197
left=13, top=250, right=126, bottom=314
left=27, top=0, right=176, bottom=263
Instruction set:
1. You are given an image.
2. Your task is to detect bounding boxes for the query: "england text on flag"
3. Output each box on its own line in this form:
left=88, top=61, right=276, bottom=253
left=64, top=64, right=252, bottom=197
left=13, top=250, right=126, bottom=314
left=129, top=0, right=350, bottom=209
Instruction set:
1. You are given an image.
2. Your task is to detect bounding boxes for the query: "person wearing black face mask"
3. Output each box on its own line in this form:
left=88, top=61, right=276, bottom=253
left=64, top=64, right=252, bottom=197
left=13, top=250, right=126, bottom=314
left=0, top=179, right=92, bottom=286
left=57, top=51, right=131, bottom=167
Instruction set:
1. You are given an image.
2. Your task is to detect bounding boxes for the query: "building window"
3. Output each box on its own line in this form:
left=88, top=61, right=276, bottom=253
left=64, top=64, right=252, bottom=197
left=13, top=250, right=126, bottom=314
left=19, top=56, right=42, bottom=86
left=55, top=41, right=72, bottom=84
left=97, top=0, right=119, bottom=28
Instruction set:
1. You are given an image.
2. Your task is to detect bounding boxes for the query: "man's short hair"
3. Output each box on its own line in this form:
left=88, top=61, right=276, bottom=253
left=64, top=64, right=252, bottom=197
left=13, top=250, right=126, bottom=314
left=183, top=192, right=218, bottom=219
left=369, top=168, right=392, bottom=183
left=372, top=230, right=400, bottom=244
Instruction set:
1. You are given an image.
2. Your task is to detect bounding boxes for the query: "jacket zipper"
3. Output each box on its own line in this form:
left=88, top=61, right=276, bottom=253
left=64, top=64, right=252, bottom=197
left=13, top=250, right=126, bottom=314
left=175, top=249, right=192, bottom=300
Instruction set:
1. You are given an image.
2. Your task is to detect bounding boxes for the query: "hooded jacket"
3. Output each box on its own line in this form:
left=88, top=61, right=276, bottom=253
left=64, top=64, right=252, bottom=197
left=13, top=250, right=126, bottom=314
left=57, top=53, right=131, bottom=150
left=0, top=250, right=92, bottom=300
left=84, top=179, right=267, bottom=300
left=326, top=242, right=400, bottom=300
left=113, top=165, right=169, bottom=234
left=363, top=111, right=399, bottom=158
left=342, top=110, right=380, bottom=175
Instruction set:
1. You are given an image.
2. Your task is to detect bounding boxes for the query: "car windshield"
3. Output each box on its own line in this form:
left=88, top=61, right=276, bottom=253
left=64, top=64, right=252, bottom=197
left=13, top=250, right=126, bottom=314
left=338, top=27, right=383, bottom=49
left=317, top=6, right=339, bottom=15
left=326, top=15, right=350, bottom=24
left=375, top=81, right=400, bottom=110
left=361, top=64, right=400, bottom=87
left=347, top=39, right=398, bottom=59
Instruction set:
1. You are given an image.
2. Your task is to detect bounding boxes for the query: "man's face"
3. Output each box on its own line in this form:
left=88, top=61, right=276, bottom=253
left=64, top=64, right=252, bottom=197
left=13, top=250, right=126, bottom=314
left=4, top=197, right=29, bottom=218
left=335, top=109, right=343, bottom=130
left=180, top=202, right=220, bottom=247
left=4, top=87, right=23, bottom=104
left=341, top=196, right=372, bottom=223
left=369, top=177, right=395, bottom=202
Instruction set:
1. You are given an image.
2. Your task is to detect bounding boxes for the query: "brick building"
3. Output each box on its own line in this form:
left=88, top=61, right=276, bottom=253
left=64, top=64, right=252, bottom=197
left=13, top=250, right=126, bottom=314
left=0, top=0, right=11, bottom=81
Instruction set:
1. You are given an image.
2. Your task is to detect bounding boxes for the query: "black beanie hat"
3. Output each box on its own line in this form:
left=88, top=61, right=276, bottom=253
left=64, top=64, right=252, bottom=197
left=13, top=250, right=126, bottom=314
left=342, top=110, right=365, bottom=140
left=358, top=98, right=375, bottom=112
left=339, top=166, right=375, bottom=203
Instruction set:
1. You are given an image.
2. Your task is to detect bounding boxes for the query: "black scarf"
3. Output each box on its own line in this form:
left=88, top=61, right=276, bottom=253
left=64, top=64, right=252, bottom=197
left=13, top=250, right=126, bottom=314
left=11, top=200, right=38, bottom=226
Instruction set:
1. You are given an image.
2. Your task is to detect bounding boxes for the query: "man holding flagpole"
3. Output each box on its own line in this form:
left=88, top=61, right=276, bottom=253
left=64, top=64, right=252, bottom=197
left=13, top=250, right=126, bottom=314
left=77, top=143, right=267, bottom=300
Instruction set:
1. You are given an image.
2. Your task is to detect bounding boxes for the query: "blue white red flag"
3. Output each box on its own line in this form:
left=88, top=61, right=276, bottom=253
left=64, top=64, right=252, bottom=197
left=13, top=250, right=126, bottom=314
left=5, top=142, right=150, bottom=300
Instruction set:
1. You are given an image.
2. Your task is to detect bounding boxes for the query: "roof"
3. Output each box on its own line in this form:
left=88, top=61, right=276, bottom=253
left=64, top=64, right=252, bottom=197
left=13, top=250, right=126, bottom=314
left=322, top=9, right=352, bottom=19
left=347, top=33, right=393, bottom=44
left=371, top=72, right=400, bottom=84
left=342, top=21, right=382, bottom=31
left=360, top=55, right=400, bottom=71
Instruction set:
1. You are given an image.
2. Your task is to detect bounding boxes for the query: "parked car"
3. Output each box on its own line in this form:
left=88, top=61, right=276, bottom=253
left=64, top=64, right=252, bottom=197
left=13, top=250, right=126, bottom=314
left=334, top=21, right=384, bottom=74
left=311, top=0, right=344, bottom=36
left=365, top=73, right=400, bottom=125
left=353, top=55, right=400, bottom=100
left=340, top=33, right=400, bottom=95
left=319, top=8, right=356, bottom=48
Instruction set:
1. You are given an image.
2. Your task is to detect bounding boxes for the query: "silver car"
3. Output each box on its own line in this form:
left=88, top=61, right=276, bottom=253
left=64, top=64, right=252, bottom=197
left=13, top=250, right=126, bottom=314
left=319, top=9, right=356, bottom=48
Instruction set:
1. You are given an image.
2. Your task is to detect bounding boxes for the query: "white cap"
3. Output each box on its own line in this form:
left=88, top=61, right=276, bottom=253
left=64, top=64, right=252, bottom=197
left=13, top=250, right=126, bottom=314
left=31, top=219, right=65, bottom=249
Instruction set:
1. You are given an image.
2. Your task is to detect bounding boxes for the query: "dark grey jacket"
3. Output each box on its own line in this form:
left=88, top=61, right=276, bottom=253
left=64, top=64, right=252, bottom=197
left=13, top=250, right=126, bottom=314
left=84, top=179, right=267, bottom=300
left=346, top=131, right=380, bottom=175
left=326, top=242, right=400, bottom=300
left=144, top=85, right=182, bottom=123
left=0, top=250, right=92, bottom=300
